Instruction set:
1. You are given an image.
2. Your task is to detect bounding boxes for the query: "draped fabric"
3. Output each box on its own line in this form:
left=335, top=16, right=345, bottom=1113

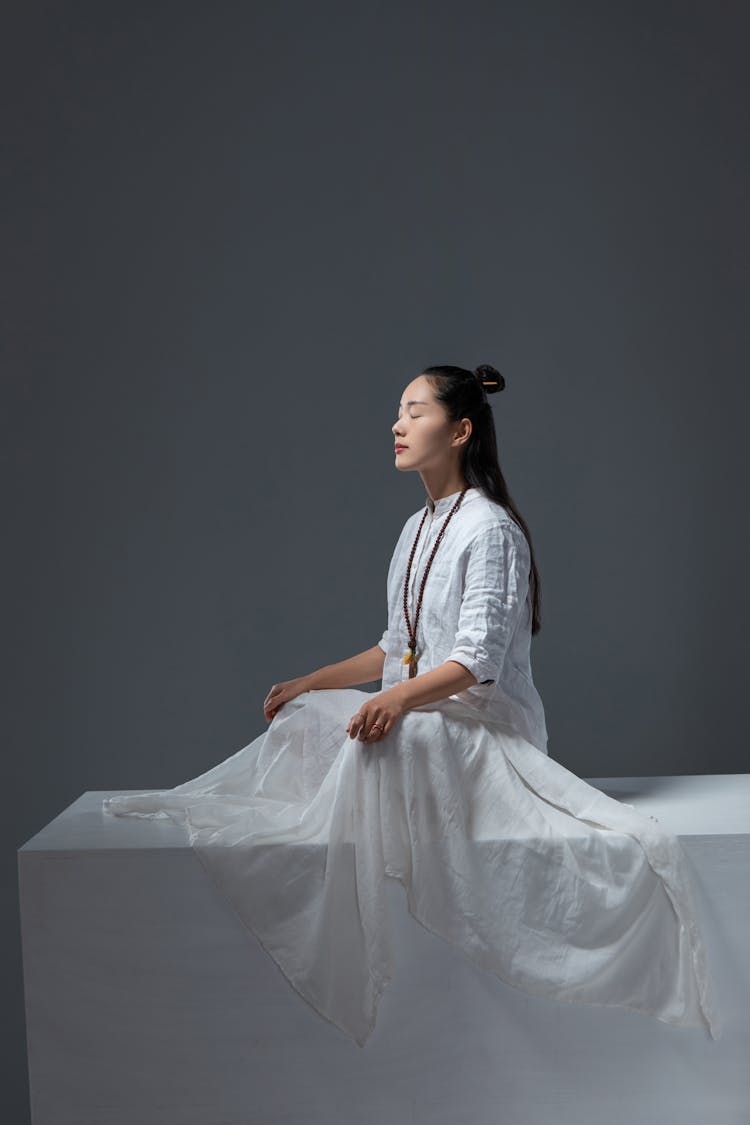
left=102, top=489, right=722, bottom=1045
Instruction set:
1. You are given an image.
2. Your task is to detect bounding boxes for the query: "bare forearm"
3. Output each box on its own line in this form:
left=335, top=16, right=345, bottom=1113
left=304, top=645, right=387, bottom=690
left=390, top=660, right=477, bottom=710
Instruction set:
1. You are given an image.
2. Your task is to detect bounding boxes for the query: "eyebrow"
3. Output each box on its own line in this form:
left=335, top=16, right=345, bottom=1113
left=398, top=400, right=430, bottom=407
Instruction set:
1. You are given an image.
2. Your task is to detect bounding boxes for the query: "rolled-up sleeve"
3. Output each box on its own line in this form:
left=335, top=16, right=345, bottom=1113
left=446, top=521, right=529, bottom=685
left=377, top=625, right=390, bottom=653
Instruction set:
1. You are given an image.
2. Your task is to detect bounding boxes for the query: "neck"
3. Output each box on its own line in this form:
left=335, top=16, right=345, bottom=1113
left=420, top=467, right=469, bottom=505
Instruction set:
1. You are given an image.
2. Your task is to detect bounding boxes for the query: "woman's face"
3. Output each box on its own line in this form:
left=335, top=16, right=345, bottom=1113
left=392, top=375, right=462, bottom=472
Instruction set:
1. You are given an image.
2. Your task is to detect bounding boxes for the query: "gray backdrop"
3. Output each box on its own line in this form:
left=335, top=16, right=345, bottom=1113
left=4, top=1, right=748, bottom=1119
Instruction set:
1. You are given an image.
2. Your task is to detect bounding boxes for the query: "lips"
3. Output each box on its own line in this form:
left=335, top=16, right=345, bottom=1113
left=394, top=444, right=408, bottom=451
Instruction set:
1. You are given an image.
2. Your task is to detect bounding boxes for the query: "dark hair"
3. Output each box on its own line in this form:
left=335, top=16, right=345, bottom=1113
left=421, top=363, right=542, bottom=635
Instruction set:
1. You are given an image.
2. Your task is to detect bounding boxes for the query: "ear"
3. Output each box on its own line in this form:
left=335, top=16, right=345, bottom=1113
left=453, top=417, right=472, bottom=446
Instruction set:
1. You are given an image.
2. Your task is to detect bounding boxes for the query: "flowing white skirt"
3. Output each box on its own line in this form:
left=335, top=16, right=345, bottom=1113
left=102, top=688, right=722, bottom=1046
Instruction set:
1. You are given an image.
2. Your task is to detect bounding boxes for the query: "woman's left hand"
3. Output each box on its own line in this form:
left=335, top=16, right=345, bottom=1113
left=346, top=689, right=406, bottom=744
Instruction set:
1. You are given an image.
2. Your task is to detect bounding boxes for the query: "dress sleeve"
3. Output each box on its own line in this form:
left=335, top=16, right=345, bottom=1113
left=445, top=520, right=530, bottom=685
left=377, top=626, right=390, bottom=654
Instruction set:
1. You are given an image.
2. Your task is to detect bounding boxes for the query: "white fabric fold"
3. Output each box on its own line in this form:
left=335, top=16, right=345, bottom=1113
left=103, top=688, right=722, bottom=1046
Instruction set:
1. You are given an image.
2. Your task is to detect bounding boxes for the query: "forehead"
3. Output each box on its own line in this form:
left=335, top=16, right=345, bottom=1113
left=398, top=376, right=434, bottom=407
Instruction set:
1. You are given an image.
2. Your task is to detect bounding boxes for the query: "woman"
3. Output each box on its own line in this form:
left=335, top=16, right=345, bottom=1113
left=103, top=364, right=722, bottom=1047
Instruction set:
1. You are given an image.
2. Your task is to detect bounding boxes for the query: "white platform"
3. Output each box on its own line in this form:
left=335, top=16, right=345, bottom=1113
left=18, top=775, right=750, bottom=1125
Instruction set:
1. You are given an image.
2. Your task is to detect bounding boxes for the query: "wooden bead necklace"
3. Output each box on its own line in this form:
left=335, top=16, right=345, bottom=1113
left=402, top=486, right=469, bottom=677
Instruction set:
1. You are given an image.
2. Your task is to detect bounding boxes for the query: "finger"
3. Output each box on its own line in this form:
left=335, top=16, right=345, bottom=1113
left=360, top=716, right=380, bottom=741
left=348, top=713, right=364, bottom=739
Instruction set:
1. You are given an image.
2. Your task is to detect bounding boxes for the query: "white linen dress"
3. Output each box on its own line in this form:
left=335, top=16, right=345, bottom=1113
left=102, top=486, right=722, bottom=1046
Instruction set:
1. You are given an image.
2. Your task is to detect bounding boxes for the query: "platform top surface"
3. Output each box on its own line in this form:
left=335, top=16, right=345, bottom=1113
left=18, top=774, right=750, bottom=852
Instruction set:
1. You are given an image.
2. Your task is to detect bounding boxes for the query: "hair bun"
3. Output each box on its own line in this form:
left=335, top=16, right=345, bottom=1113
left=474, top=365, right=505, bottom=394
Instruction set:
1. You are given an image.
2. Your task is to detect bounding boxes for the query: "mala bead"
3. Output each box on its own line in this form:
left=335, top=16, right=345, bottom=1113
left=402, top=487, right=468, bottom=680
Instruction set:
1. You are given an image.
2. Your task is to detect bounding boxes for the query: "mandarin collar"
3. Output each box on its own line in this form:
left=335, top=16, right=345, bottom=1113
left=425, top=486, right=478, bottom=517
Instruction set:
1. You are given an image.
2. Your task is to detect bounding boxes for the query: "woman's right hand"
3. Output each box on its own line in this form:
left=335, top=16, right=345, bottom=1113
left=263, top=677, right=310, bottom=723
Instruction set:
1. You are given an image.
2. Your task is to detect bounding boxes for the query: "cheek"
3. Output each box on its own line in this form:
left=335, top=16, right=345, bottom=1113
left=421, top=425, right=447, bottom=449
